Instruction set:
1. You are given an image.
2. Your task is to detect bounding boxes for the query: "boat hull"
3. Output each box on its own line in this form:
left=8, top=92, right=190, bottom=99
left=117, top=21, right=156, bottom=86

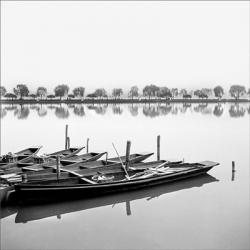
left=15, top=164, right=216, bottom=203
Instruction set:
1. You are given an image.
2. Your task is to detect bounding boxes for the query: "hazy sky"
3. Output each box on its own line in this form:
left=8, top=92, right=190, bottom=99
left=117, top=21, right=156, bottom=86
left=1, top=1, right=249, bottom=94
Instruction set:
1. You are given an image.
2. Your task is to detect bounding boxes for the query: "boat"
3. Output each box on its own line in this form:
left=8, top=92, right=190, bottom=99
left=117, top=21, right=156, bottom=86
left=11, top=174, right=218, bottom=222
left=14, top=160, right=219, bottom=203
left=0, top=147, right=85, bottom=173
left=0, top=147, right=42, bottom=169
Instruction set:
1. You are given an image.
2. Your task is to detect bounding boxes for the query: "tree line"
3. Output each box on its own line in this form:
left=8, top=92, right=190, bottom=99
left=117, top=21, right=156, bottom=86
left=0, top=84, right=249, bottom=100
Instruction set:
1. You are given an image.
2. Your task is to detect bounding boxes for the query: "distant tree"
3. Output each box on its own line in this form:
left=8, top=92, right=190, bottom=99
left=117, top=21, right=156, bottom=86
left=54, top=84, right=69, bottom=100
left=13, top=84, right=29, bottom=99
left=86, top=93, right=98, bottom=98
left=179, top=89, right=187, bottom=96
left=201, top=88, right=212, bottom=97
left=47, top=94, right=55, bottom=99
left=142, top=85, right=159, bottom=99
left=229, top=85, right=246, bottom=100
left=94, top=88, right=107, bottom=98
left=194, top=90, right=202, bottom=98
left=157, top=87, right=172, bottom=99
left=183, top=94, right=192, bottom=99
left=73, top=87, right=85, bottom=98
left=68, top=94, right=75, bottom=99
left=213, top=86, right=224, bottom=99
left=171, top=88, right=178, bottom=99
left=4, top=93, right=17, bottom=100
left=29, top=94, right=37, bottom=99
left=0, top=86, right=7, bottom=97
left=129, top=86, right=139, bottom=99
left=36, top=87, right=47, bottom=99
left=112, top=88, right=123, bottom=99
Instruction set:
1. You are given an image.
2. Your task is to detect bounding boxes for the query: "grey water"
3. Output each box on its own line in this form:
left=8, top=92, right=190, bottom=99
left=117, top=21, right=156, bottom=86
left=0, top=102, right=249, bottom=250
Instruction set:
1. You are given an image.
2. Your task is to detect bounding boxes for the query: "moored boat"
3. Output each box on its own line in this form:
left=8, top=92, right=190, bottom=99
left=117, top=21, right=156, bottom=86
left=14, top=160, right=219, bottom=203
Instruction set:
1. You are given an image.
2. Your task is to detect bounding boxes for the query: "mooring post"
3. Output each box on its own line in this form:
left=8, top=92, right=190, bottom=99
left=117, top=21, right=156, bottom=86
left=232, top=161, right=235, bottom=172
left=67, top=137, right=70, bottom=149
left=157, top=135, right=160, bottom=161
left=56, top=155, right=61, bottom=180
left=105, top=152, right=108, bottom=165
left=125, top=140, right=131, bottom=170
left=65, top=124, right=68, bottom=149
left=86, top=138, right=89, bottom=153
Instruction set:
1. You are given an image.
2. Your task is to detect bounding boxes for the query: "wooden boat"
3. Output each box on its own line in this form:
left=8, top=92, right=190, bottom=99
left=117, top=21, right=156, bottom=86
left=12, top=174, right=218, bottom=222
left=0, top=147, right=85, bottom=173
left=14, top=160, right=219, bottom=203
left=0, top=147, right=42, bottom=168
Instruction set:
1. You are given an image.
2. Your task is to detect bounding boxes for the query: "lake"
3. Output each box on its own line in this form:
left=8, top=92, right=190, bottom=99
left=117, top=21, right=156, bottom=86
left=0, top=102, right=249, bottom=250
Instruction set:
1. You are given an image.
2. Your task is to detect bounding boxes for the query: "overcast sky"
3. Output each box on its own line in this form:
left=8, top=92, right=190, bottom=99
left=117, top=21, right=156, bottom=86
left=1, top=1, right=249, bottom=94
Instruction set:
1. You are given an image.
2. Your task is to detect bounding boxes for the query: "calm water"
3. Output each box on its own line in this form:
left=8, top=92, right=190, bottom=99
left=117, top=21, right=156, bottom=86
left=0, top=102, right=249, bottom=250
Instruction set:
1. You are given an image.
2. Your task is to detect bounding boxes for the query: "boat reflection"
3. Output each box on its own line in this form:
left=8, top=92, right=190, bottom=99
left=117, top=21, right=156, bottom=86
left=13, top=174, right=218, bottom=223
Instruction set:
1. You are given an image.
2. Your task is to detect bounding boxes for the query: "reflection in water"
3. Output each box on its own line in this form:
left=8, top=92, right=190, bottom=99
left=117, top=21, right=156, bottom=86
left=143, top=105, right=160, bottom=117
left=179, top=103, right=192, bottom=113
left=0, top=103, right=249, bottom=119
left=229, top=104, right=245, bottom=118
left=112, top=104, right=123, bottom=115
left=128, top=104, right=139, bottom=116
left=14, top=105, right=30, bottom=119
left=0, top=108, right=7, bottom=118
left=213, top=104, right=224, bottom=117
left=73, top=104, right=85, bottom=116
left=8, top=174, right=218, bottom=223
left=87, top=104, right=107, bottom=115
left=55, top=106, right=69, bottom=119
left=37, top=105, right=47, bottom=117
left=193, top=103, right=212, bottom=115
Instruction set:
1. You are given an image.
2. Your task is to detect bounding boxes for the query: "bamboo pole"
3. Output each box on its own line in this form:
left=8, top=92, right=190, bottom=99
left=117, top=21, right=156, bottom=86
left=112, top=143, right=130, bottom=179
left=65, top=124, right=68, bottom=149
left=157, top=135, right=160, bottom=161
left=56, top=155, right=61, bottom=180
left=232, top=161, right=235, bottom=172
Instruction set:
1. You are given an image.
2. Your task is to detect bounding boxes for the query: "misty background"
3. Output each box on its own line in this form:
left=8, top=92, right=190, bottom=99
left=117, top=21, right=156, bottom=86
left=1, top=1, right=249, bottom=95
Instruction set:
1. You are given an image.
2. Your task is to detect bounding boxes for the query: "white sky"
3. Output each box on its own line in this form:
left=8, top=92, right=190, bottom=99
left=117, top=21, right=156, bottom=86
left=1, top=1, right=249, bottom=95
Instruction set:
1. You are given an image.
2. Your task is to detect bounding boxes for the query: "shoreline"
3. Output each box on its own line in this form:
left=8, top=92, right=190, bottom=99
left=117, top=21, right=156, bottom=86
left=0, top=98, right=249, bottom=105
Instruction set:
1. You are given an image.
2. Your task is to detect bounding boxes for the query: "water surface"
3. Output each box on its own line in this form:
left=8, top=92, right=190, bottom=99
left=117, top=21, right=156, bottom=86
left=1, top=103, right=249, bottom=250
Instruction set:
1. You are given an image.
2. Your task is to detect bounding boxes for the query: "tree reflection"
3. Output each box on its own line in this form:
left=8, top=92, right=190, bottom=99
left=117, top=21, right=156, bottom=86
left=229, top=104, right=245, bottom=118
left=4, top=105, right=18, bottom=111
left=0, top=108, right=7, bottom=118
left=179, top=103, right=191, bottom=113
left=247, top=105, right=250, bottom=115
left=37, top=105, right=47, bottom=117
left=143, top=105, right=160, bottom=117
left=157, top=104, right=172, bottom=115
left=87, top=104, right=107, bottom=115
left=14, top=105, right=30, bottom=119
left=73, top=105, right=85, bottom=116
left=213, top=104, right=224, bottom=117
left=128, top=104, right=139, bottom=116
left=193, top=103, right=212, bottom=115
left=112, top=105, right=123, bottom=115
left=171, top=105, right=178, bottom=115
left=55, top=106, right=69, bottom=119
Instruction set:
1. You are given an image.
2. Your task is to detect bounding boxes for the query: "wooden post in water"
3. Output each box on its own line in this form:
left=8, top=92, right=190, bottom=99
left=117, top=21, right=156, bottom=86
left=125, top=140, right=131, bottom=170
left=232, top=161, right=235, bottom=172
left=56, top=155, right=61, bottom=180
left=65, top=124, right=68, bottom=149
left=105, top=152, right=108, bottom=165
left=86, top=138, right=89, bottom=153
left=67, top=137, right=70, bottom=149
left=157, top=135, right=160, bottom=161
